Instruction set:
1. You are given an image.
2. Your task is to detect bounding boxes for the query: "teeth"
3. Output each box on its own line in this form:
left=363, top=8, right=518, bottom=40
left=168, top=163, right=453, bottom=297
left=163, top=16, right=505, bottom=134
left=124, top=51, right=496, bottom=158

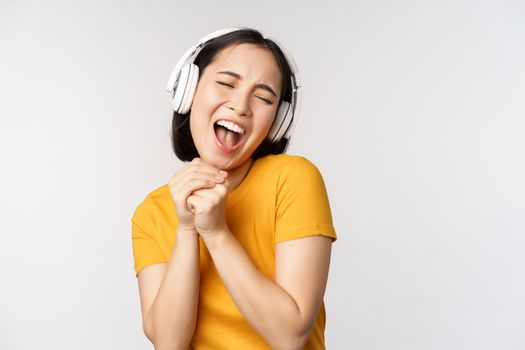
left=216, top=120, right=245, bottom=134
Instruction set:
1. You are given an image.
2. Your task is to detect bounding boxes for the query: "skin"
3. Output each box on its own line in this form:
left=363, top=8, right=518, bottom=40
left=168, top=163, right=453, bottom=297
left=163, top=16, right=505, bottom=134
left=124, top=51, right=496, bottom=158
left=186, top=43, right=283, bottom=233
left=138, top=43, right=332, bottom=350
left=190, top=43, right=283, bottom=189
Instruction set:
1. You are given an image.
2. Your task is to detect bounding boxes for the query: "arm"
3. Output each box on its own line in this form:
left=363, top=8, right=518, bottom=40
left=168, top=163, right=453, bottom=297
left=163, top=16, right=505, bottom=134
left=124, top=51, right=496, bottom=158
left=137, top=157, right=226, bottom=348
left=138, top=228, right=200, bottom=350
left=187, top=157, right=335, bottom=348
left=201, top=230, right=332, bottom=350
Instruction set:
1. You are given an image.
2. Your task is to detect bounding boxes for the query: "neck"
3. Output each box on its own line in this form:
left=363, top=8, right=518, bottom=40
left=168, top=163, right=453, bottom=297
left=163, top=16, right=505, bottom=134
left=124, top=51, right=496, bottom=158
left=223, top=157, right=253, bottom=193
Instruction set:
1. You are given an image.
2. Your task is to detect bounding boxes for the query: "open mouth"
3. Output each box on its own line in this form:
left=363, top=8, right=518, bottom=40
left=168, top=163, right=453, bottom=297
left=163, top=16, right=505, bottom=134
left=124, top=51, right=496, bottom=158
left=213, top=120, right=246, bottom=152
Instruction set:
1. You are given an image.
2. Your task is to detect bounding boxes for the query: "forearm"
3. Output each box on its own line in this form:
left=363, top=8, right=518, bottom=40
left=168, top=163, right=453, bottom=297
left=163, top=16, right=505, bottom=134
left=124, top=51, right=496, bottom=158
left=145, top=229, right=200, bottom=349
left=201, top=229, right=308, bottom=350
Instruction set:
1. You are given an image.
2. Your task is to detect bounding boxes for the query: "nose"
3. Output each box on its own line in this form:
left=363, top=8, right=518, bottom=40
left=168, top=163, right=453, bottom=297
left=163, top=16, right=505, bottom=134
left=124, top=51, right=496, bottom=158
left=227, top=89, right=252, bottom=117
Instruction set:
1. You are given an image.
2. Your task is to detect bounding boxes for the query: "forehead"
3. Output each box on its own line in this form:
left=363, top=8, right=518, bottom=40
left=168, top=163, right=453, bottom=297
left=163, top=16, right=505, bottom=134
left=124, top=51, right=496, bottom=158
left=207, top=43, right=282, bottom=89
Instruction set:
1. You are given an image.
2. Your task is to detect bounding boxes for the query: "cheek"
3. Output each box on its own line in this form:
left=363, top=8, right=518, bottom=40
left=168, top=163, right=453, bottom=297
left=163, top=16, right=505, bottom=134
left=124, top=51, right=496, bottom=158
left=260, top=109, right=278, bottom=130
left=193, top=83, right=224, bottom=111
left=189, top=86, right=221, bottom=131
left=251, top=109, right=278, bottom=142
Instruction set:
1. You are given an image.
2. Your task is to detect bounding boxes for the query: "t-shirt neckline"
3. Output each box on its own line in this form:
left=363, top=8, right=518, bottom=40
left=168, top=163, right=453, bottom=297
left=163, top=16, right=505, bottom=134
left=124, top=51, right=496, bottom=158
left=226, top=157, right=262, bottom=208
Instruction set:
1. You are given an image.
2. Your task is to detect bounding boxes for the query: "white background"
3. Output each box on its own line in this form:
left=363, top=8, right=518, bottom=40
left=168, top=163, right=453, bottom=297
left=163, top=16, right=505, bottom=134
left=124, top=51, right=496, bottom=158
left=1, top=0, right=524, bottom=349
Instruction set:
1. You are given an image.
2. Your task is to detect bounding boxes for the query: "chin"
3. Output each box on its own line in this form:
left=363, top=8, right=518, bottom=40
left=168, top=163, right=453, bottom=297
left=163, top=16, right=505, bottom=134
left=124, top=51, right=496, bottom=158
left=197, top=137, right=256, bottom=170
left=199, top=151, right=237, bottom=170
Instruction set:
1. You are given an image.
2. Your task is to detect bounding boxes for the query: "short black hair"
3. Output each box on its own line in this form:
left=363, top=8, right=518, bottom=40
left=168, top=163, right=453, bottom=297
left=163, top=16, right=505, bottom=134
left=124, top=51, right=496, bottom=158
left=170, top=28, right=294, bottom=162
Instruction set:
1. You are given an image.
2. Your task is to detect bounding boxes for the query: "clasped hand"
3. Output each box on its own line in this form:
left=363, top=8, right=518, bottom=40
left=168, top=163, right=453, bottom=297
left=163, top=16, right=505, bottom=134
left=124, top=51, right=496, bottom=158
left=168, top=157, right=229, bottom=237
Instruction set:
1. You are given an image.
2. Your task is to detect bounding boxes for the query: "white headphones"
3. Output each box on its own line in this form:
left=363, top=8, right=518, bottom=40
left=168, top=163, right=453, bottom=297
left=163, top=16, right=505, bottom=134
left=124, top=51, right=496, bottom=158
left=166, top=27, right=301, bottom=144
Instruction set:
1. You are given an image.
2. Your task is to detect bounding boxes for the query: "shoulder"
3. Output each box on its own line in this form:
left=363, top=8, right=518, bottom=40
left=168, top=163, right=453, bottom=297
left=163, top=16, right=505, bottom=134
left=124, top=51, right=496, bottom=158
left=252, top=154, right=326, bottom=197
left=131, top=184, right=172, bottom=227
left=258, top=154, right=322, bottom=176
left=145, top=183, right=171, bottom=202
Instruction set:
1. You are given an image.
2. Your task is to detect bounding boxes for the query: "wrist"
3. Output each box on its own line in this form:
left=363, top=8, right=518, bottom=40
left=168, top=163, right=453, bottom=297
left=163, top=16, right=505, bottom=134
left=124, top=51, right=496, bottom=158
left=176, top=226, right=199, bottom=241
left=200, top=227, right=230, bottom=249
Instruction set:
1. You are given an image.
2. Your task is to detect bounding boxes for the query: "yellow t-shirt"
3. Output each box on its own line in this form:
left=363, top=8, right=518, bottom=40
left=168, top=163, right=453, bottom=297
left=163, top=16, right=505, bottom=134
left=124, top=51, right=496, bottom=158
left=131, top=154, right=337, bottom=349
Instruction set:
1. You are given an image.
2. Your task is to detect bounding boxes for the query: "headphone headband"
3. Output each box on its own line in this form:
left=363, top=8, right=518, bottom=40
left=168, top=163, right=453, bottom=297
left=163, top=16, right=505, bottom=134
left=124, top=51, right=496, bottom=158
left=166, top=28, right=243, bottom=94
left=166, top=27, right=301, bottom=145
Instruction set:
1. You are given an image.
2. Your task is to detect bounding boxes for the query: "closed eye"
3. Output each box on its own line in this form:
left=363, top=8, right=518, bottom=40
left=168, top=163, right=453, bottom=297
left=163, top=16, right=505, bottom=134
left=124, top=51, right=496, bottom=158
left=216, top=81, right=234, bottom=88
left=217, top=81, right=273, bottom=105
left=256, top=96, right=273, bottom=105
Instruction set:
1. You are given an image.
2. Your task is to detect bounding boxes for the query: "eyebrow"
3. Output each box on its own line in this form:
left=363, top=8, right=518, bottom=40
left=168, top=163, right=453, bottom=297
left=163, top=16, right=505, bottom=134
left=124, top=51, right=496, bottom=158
left=216, top=70, right=278, bottom=98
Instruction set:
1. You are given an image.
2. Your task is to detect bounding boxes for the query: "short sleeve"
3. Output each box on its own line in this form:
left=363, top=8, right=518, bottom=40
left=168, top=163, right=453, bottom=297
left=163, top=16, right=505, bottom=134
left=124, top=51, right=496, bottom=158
left=274, top=156, right=337, bottom=243
left=131, top=198, right=167, bottom=277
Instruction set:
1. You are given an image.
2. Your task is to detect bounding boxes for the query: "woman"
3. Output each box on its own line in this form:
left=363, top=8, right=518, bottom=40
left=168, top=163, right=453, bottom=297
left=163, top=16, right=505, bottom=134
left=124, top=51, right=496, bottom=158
left=132, top=27, right=337, bottom=349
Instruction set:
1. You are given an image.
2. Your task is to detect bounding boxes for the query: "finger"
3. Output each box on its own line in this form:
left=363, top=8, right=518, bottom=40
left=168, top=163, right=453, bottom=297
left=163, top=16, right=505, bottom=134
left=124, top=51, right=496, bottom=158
left=170, top=168, right=224, bottom=193
left=188, top=158, right=228, bottom=178
left=194, top=183, right=227, bottom=197
left=187, top=195, right=210, bottom=214
left=173, top=173, right=224, bottom=198
left=172, top=179, right=216, bottom=210
left=186, top=194, right=199, bottom=214
left=191, top=185, right=226, bottom=204
left=169, top=167, right=222, bottom=202
left=190, top=188, right=210, bottom=198
left=214, top=183, right=228, bottom=195
left=171, top=163, right=227, bottom=185
left=181, top=169, right=227, bottom=184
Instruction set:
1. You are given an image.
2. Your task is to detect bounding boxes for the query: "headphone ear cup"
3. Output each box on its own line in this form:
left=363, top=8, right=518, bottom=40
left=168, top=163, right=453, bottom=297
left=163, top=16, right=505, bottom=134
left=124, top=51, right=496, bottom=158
left=178, top=64, right=199, bottom=114
left=267, top=101, right=291, bottom=143
left=172, top=64, right=200, bottom=114
left=172, top=64, right=190, bottom=112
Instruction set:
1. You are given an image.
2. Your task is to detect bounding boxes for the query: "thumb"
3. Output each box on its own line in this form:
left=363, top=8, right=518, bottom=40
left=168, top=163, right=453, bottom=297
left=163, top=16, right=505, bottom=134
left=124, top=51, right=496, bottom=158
left=187, top=195, right=197, bottom=213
